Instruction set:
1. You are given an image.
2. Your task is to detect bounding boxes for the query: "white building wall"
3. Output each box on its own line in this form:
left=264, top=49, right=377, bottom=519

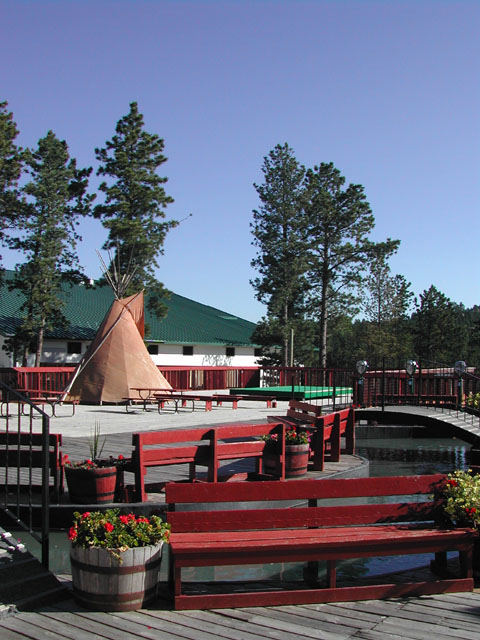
left=33, top=339, right=259, bottom=367
left=148, top=344, right=259, bottom=367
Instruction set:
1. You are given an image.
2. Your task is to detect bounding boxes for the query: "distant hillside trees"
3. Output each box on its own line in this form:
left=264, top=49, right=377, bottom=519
left=94, top=102, right=178, bottom=316
left=411, top=285, right=468, bottom=364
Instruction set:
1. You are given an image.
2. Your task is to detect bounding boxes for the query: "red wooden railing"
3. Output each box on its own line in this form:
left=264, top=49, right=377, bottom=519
left=158, top=366, right=260, bottom=390
left=0, top=366, right=261, bottom=393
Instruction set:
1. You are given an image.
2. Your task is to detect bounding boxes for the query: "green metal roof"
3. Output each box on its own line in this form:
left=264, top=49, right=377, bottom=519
left=0, top=270, right=258, bottom=347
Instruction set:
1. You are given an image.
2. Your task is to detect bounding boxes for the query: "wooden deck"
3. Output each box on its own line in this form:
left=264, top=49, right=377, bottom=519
left=1, top=589, right=480, bottom=639
left=3, top=408, right=480, bottom=637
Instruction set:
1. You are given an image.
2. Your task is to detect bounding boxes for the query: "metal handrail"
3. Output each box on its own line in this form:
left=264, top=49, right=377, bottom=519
left=0, top=381, right=50, bottom=568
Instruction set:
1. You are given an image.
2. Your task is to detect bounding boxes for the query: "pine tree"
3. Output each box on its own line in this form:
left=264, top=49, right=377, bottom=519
left=94, top=102, right=177, bottom=316
left=304, top=162, right=399, bottom=368
left=7, top=130, right=93, bottom=365
left=412, top=286, right=467, bottom=364
left=250, top=144, right=309, bottom=365
left=361, top=246, right=414, bottom=360
left=0, top=101, right=24, bottom=270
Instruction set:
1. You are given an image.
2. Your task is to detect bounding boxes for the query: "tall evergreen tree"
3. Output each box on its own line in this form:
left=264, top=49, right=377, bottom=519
left=7, top=131, right=93, bottom=365
left=0, top=101, right=24, bottom=269
left=361, top=246, right=414, bottom=360
left=250, top=143, right=309, bottom=365
left=94, top=102, right=177, bottom=316
left=412, top=285, right=467, bottom=364
left=304, top=162, right=399, bottom=368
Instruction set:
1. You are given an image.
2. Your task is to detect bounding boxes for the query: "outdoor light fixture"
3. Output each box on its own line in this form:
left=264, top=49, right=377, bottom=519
left=454, top=361, right=467, bottom=377
left=355, top=360, right=368, bottom=377
left=406, top=360, right=417, bottom=377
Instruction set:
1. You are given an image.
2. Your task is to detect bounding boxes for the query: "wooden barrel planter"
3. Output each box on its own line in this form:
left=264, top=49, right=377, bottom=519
left=70, top=543, right=164, bottom=611
left=263, top=443, right=310, bottom=478
left=65, top=466, right=117, bottom=504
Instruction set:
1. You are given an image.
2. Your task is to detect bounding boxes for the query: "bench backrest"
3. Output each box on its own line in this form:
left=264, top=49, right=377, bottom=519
left=321, top=407, right=353, bottom=432
left=0, top=431, right=62, bottom=471
left=131, top=422, right=287, bottom=466
left=286, top=399, right=322, bottom=424
left=166, top=474, right=445, bottom=533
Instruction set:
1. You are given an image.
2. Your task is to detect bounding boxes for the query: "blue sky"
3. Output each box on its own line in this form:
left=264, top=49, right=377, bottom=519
left=1, top=0, right=479, bottom=323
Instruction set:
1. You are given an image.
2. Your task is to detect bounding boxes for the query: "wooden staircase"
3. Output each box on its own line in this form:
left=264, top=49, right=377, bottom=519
left=0, top=526, right=70, bottom=614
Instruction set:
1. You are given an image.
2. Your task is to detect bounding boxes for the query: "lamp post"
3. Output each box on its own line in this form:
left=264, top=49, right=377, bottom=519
left=454, top=360, right=467, bottom=407
left=355, top=360, right=368, bottom=406
left=406, top=360, right=417, bottom=397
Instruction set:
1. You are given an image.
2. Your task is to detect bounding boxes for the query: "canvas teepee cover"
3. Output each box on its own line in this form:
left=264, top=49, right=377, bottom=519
left=65, top=291, right=171, bottom=403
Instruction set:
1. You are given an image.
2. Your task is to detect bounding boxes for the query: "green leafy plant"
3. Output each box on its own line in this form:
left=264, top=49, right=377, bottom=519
left=68, top=509, right=171, bottom=560
left=63, top=422, right=127, bottom=469
left=436, top=469, right=480, bottom=528
left=262, top=426, right=312, bottom=446
left=465, top=393, right=480, bottom=410
left=63, top=453, right=126, bottom=470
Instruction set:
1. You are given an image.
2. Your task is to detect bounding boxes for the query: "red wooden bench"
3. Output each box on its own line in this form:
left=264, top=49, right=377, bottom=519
left=268, top=398, right=323, bottom=427
left=154, top=393, right=214, bottom=413
left=166, top=474, right=478, bottom=610
left=231, top=394, right=277, bottom=408
left=0, top=431, right=64, bottom=500
left=123, top=423, right=287, bottom=501
left=212, top=394, right=240, bottom=409
left=269, top=403, right=355, bottom=471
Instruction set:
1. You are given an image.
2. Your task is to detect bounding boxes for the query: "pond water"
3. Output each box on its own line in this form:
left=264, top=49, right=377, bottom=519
left=19, top=431, right=472, bottom=582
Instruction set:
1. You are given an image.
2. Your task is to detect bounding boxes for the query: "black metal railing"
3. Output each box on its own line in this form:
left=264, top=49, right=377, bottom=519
left=351, top=357, right=480, bottom=409
left=0, top=381, right=50, bottom=568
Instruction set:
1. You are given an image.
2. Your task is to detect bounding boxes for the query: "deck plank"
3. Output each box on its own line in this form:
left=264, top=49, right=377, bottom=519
left=2, top=593, right=480, bottom=640
left=238, top=605, right=359, bottom=637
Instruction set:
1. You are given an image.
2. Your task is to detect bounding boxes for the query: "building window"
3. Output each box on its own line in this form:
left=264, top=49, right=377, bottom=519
left=183, top=346, right=194, bottom=356
left=147, top=344, right=159, bottom=355
left=67, top=341, right=82, bottom=355
left=226, top=347, right=235, bottom=357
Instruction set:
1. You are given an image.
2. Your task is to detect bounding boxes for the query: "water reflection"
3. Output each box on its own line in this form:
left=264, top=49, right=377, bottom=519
left=358, top=436, right=469, bottom=477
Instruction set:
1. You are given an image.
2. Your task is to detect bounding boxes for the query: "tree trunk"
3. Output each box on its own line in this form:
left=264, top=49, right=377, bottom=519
left=35, top=322, right=45, bottom=367
left=283, top=303, right=289, bottom=366
left=319, top=270, right=329, bottom=369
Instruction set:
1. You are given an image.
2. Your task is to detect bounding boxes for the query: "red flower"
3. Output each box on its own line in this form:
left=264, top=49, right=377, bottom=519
left=81, top=512, right=91, bottom=519
left=118, top=454, right=124, bottom=460
left=137, top=517, right=149, bottom=524
left=447, top=479, right=458, bottom=487
left=68, top=526, right=77, bottom=541
left=119, top=515, right=130, bottom=525
left=104, top=522, right=114, bottom=532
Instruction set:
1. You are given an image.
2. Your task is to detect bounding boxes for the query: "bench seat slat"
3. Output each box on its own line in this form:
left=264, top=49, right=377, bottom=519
left=171, top=525, right=475, bottom=545
left=171, top=527, right=476, bottom=567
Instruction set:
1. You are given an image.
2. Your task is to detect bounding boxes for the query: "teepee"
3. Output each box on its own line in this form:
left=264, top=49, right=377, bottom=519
left=64, top=252, right=171, bottom=403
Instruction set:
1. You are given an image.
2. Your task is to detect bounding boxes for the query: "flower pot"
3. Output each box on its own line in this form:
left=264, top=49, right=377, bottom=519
left=263, top=443, right=310, bottom=478
left=70, top=542, right=164, bottom=611
left=65, top=466, right=117, bottom=504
